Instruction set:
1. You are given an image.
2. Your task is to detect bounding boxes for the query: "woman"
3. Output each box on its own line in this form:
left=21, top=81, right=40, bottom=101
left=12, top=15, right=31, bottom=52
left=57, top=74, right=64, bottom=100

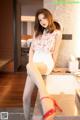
left=23, top=8, right=62, bottom=120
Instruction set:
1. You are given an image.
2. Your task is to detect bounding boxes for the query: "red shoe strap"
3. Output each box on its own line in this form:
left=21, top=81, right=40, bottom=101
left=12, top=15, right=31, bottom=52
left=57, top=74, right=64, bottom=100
left=40, top=96, right=63, bottom=112
left=43, top=109, right=55, bottom=119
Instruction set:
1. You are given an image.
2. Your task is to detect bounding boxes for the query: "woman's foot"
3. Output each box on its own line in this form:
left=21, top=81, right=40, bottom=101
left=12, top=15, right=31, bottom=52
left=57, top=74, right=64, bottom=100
left=41, top=96, right=63, bottom=120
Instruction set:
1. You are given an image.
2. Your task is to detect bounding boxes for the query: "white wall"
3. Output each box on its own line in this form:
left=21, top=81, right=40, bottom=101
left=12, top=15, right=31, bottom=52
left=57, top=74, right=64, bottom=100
left=21, top=1, right=43, bottom=16
left=44, top=0, right=80, bottom=67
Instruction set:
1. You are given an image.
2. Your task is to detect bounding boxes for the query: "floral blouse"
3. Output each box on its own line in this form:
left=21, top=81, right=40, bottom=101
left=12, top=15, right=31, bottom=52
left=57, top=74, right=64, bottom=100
left=31, top=30, right=62, bottom=54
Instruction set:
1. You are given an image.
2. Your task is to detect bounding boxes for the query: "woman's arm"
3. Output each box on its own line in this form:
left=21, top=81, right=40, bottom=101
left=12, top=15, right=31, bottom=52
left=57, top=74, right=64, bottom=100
left=52, top=31, right=62, bottom=65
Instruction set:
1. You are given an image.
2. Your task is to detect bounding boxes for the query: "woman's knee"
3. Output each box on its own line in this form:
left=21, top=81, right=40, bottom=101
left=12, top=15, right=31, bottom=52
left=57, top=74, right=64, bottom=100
left=26, top=63, right=35, bottom=75
left=26, top=63, right=29, bottom=70
left=26, top=63, right=31, bottom=71
left=26, top=63, right=30, bottom=75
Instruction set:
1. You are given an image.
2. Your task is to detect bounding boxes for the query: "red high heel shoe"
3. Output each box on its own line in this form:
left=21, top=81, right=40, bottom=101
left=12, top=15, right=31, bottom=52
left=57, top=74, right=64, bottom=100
left=40, top=96, right=63, bottom=120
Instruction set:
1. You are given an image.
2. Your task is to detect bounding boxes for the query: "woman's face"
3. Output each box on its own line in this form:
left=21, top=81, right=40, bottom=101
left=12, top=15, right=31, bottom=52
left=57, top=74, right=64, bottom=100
left=38, top=13, right=48, bottom=28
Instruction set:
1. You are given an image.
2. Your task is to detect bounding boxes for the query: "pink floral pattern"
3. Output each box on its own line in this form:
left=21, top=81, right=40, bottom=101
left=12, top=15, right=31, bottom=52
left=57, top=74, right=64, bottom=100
left=31, top=30, right=62, bottom=53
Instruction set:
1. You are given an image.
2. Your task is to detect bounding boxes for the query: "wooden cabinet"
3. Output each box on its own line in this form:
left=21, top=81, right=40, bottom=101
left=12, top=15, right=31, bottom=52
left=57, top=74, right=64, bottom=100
left=0, top=0, right=21, bottom=72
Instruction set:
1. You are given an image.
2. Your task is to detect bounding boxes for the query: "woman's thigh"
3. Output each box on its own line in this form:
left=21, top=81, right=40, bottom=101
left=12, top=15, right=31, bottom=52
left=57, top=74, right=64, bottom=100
left=34, top=62, right=48, bottom=75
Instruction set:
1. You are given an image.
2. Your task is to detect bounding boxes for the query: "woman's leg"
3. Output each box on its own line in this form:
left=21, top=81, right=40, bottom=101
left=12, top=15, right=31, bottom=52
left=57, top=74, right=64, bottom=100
left=23, top=75, right=35, bottom=120
left=27, top=63, right=55, bottom=120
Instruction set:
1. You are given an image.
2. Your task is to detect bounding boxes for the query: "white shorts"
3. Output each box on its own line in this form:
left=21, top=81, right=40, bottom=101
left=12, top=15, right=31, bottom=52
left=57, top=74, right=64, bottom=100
left=33, top=51, right=54, bottom=75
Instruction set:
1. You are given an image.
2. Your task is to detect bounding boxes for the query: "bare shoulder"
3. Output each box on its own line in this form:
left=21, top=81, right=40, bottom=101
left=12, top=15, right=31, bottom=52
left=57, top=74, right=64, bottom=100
left=54, top=30, right=62, bottom=39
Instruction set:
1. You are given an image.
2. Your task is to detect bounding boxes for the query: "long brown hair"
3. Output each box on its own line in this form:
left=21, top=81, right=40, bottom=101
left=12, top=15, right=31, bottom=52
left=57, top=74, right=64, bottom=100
left=34, top=8, right=55, bottom=37
left=54, top=21, right=61, bottom=30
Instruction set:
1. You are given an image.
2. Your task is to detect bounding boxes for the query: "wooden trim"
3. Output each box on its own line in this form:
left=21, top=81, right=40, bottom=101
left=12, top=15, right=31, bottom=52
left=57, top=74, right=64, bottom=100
left=13, top=0, right=17, bottom=72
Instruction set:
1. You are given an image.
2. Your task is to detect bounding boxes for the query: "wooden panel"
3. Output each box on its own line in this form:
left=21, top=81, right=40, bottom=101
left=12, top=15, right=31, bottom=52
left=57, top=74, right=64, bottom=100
left=0, top=71, right=37, bottom=108
left=62, top=34, right=72, bottom=40
left=0, top=59, right=11, bottom=68
left=0, top=0, right=14, bottom=58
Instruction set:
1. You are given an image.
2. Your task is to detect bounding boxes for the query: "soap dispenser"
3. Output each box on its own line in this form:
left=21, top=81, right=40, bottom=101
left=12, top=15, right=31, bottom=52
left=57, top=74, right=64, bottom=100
left=68, top=55, right=79, bottom=73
